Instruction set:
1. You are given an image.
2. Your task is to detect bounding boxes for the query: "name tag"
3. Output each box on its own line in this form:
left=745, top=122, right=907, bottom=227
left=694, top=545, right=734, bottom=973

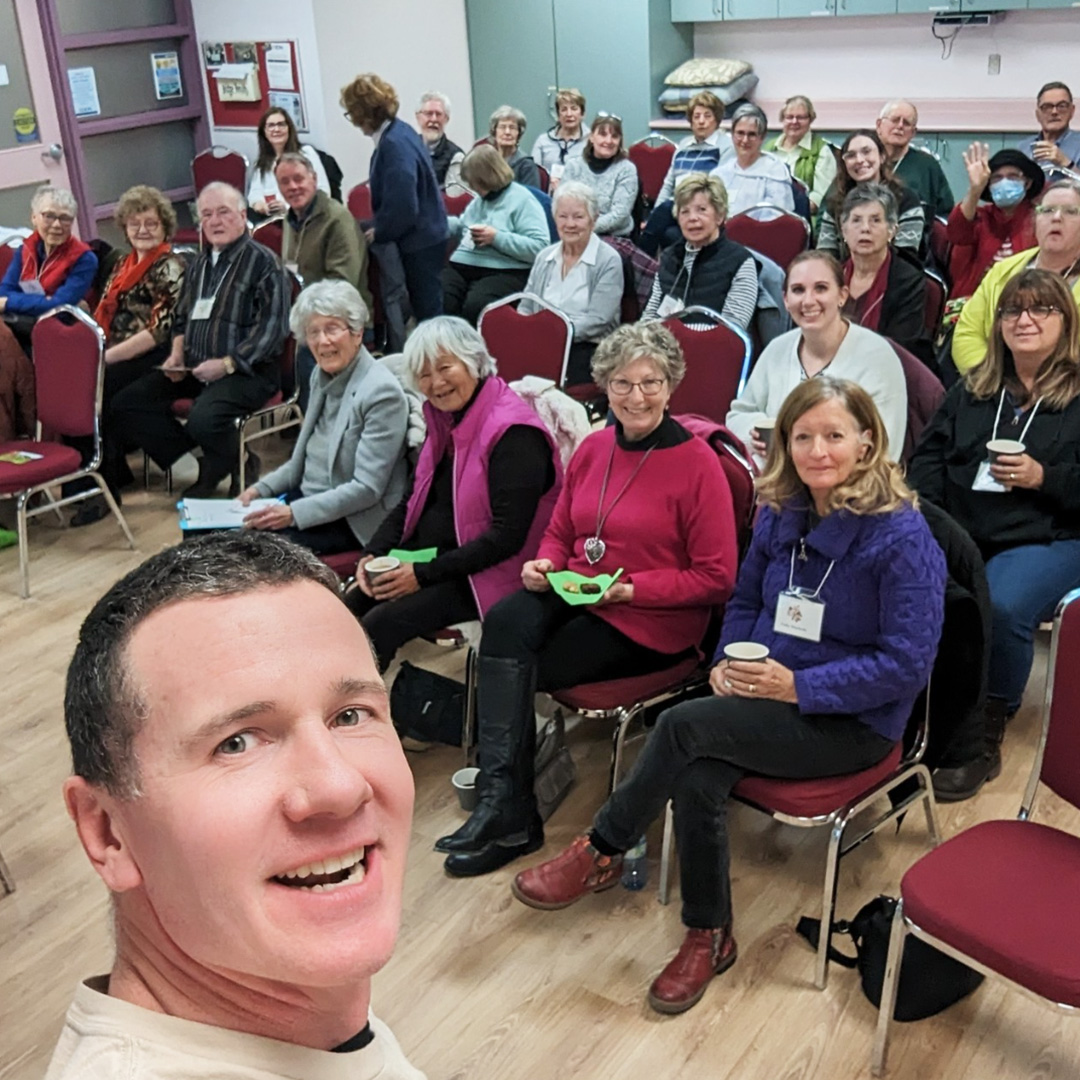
left=972, top=460, right=1007, bottom=494
left=284, top=260, right=299, bottom=275
left=656, top=294, right=685, bottom=318
left=20, top=280, right=45, bottom=295
left=549, top=163, right=565, bottom=181
left=191, top=296, right=216, bottom=321
left=774, top=590, right=825, bottom=642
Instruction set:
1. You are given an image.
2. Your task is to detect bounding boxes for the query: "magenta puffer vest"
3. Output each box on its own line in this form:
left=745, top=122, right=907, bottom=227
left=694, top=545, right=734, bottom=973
left=402, top=377, right=562, bottom=617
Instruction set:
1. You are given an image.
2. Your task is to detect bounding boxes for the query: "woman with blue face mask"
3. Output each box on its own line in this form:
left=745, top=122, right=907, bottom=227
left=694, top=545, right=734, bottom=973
left=947, top=146, right=1045, bottom=303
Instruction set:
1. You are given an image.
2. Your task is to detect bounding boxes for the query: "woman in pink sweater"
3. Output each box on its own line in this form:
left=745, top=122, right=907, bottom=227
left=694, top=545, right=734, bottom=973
left=439, top=322, right=739, bottom=877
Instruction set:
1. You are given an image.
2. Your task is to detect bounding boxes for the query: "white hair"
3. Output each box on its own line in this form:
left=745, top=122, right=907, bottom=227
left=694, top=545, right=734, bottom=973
left=290, top=280, right=369, bottom=339
left=878, top=99, right=919, bottom=125
left=419, top=91, right=452, bottom=115
left=552, top=180, right=598, bottom=222
left=31, top=185, right=77, bottom=215
left=197, top=181, right=247, bottom=213
left=402, top=315, right=497, bottom=387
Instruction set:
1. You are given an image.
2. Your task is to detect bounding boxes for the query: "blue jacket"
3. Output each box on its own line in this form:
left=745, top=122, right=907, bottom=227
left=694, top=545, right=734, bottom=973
left=0, top=240, right=97, bottom=317
left=370, top=118, right=448, bottom=254
left=717, top=502, right=946, bottom=742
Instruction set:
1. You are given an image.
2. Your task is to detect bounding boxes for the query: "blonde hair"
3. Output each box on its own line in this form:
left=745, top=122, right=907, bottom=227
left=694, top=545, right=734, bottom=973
left=686, top=91, right=723, bottom=125
left=756, top=377, right=915, bottom=515
left=672, top=172, right=729, bottom=221
left=114, top=184, right=176, bottom=240
left=555, top=88, right=586, bottom=112
left=460, top=143, right=513, bottom=193
left=966, top=269, right=1080, bottom=411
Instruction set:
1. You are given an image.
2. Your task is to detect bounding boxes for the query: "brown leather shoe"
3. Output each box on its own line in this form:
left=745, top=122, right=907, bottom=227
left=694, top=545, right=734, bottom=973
left=511, top=835, right=622, bottom=910
left=647, top=927, right=737, bottom=1014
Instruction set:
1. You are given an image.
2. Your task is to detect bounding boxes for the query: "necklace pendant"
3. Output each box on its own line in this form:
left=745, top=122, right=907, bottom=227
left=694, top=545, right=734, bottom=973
left=584, top=536, right=606, bottom=566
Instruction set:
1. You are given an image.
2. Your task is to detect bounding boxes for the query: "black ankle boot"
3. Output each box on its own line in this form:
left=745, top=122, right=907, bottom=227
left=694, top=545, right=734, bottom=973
left=443, top=811, right=544, bottom=877
left=436, top=801, right=511, bottom=854
left=181, top=458, right=229, bottom=499
left=932, top=698, right=1008, bottom=802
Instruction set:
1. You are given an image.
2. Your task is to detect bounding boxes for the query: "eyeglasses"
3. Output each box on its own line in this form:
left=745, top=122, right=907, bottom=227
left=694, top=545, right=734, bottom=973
left=842, top=147, right=877, bottom=162
left=265, top=121, right=289, bottom=130
left=596, top=111, right=622, bottom=123
left=608, top=376, right=667, bottom=397
left=306, top=322, right=352, bottom=343
left=1034, top=204, right=1080, bottom=217
left=126, top=218, right=163, bottom=233
left=997, top=304, right=1063, bottom=322
left=783, top=115, right=811, bottom=123
left=1038, top=101, right=1073, bottom=113
left=39, top=211, right=74, bottom=225
left=884, top=116, right=917, bottom=129
left=417, top=109, right=445, bottom=119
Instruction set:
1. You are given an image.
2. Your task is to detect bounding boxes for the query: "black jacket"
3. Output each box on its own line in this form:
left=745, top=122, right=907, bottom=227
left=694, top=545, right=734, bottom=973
left=879, top=247, right=932, bottom=364
left=656, top=231, right=753, bottom=314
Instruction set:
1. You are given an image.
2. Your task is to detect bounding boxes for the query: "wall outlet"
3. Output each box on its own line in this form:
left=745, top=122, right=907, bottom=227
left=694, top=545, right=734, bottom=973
left=988, top=53, right=1001, bottom=75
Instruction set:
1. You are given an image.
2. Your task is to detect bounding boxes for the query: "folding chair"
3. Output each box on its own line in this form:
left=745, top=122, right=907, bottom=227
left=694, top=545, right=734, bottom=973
left=0, top=238, right=20, bottom=278
left=664, top=307, right=753, bottom=425
left=725, top=205, right=811, bottom=271
left=929, top=215, right=950, bottom=280
left=872, top=587, right=1080, bottom=1076
left=0, top=306, right=134, bottom=597
left=252, top=218, right=285, bottom=257
left=191, top=145, right=249, bottom=195
left=658, top=683, right=941, bottom=991
left=477, top=292, right=572, bottom=385
left=923, top=268, right=946, bottom=341
left=443, top=191, right=474, bottom=217
left=536, top=164, right=551, bottom=194
left=628, top=136, right=676, bottom=210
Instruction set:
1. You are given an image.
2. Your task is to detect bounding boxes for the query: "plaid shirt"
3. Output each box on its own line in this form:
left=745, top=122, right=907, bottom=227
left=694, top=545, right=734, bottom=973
left=174, top=234, right=289, bottom=377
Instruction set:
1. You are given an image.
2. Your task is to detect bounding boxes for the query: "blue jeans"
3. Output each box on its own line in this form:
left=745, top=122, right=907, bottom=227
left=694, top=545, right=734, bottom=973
left=984, top=540, right=1080, bottom=709
left=637, top=200, right=680, bottom=257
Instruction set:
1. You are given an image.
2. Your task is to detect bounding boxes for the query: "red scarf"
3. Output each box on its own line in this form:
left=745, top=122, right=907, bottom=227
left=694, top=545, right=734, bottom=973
left=93, top=243, right=171, bottom=338
left=843, top=251, right=890, bottom=333
left=19, top=232, right=91, bottom=296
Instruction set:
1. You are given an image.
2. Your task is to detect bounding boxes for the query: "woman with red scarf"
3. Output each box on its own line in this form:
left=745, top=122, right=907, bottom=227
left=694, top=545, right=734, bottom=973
left=0, top=186, right=96, bottom=321
left=69, top=185, right=186, bottom=525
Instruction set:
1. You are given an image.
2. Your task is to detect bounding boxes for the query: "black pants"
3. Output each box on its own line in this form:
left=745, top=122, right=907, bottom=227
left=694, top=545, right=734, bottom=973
left=401, top=241, right=446, bottom=322
left=566, top=341, right=598, bottom=389
left=441, top=263, right=529, bottom=326
left=593, top=697, right=894, bottom=930
left=111, top=367, right=278, bottom=484
left=346, top=578, right=478, bottom=672
left=637, top=200, right=681, bottom=258
left=274, top=491, right=359, bottom=555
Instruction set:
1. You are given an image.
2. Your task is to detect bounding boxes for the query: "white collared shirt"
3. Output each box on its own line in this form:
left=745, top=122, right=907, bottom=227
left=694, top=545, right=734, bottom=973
left=539, top=232, right=601, bottom=322
left=712, top=151, right=796, bottom=217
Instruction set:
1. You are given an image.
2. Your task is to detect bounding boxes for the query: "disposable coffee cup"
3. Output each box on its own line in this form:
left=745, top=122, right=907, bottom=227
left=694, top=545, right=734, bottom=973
left=723, top=642, right=770, bottom=664
left=986, top=439, right=1024, bottom=463
left=755, top=418, right=776, bottom=448
left=452, top=767, right=480, bottom=812
left=364, top=555, right=401, bottom=584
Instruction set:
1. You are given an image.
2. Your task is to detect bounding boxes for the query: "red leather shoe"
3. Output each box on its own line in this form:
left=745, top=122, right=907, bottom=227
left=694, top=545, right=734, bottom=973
left=511, top=835, right=622, bottom=910
left=647, top=927, right=737, bottom=1014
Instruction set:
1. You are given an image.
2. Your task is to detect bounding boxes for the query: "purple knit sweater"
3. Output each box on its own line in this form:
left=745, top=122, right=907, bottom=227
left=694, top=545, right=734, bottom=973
left=717, top=502, right=946, bottom=742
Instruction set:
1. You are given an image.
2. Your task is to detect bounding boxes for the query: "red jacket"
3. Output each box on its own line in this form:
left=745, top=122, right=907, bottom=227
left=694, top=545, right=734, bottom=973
left=947, top=201, right=1037, bottom=300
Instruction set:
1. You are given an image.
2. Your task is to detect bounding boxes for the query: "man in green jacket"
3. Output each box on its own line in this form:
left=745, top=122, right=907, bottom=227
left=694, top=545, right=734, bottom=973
left=877, top=100, right=954, bottom=221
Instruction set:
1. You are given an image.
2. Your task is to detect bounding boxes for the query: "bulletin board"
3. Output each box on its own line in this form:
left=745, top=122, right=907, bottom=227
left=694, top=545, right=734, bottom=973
left=202, top=40, right=307, bottom=132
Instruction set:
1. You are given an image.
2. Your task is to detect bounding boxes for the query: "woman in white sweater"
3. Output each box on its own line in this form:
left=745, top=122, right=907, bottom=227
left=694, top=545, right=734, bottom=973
left=727, top=251, right=907, bottom=463
left=558, top=114, right=639, bottom=237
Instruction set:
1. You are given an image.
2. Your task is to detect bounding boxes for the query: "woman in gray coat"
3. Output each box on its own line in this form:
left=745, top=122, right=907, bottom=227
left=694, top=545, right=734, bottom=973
left=519, top=181, right=624, bottom=387
left=239, top=280, right=409, bottom=554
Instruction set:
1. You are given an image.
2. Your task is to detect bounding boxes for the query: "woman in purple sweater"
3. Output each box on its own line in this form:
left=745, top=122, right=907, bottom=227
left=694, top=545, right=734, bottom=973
left=512, top=376, right=946, bottom=1017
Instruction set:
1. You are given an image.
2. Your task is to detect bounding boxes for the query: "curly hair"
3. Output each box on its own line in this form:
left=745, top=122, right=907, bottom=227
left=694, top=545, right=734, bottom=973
left=590, top=322, right=686, bottom=392
left=341, top=73, right=400, bottom=132
left=114, top=184, right=177, bottom=241
left=685, top=91, right=723, bottom=126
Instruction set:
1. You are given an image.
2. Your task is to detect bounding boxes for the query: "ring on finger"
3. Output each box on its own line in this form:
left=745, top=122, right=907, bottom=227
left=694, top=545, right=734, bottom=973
left=749, top=683, right=757, bottom=693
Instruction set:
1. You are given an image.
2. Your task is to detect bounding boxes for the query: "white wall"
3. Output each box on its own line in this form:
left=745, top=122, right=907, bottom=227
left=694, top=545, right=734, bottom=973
left=695, top=8, right=1080, bottom=131
left=312, top=0, right=474, bottom=194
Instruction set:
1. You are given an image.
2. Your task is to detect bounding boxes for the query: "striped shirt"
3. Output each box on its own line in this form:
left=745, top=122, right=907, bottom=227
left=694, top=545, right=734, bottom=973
left=174, top=234, right=289, bottom=378
left=642, top=247, right=758, bottom=329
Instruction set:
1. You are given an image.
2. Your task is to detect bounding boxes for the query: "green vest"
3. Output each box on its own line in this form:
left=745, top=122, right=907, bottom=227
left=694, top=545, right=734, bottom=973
left=764, top=133, right=828, bottom=190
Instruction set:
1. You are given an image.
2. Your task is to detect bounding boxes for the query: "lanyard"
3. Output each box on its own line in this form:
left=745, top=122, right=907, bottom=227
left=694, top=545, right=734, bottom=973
left=990, top=387, right=1042, bottom=443
left=787, top=545, right=835, bottom=600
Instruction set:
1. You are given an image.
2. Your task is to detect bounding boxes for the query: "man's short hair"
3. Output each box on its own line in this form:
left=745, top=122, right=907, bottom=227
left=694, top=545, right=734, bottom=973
left=273, top=151, right=317, bottom=177
left=64, top=533, right=341, bottom=799
left=197, top=181, right=247, bottom=213
left=878, top=99, right=919, bottom=125
left=1037, top=81, right=1073, bottom=103
left=418, top=91, right=451, bottom=115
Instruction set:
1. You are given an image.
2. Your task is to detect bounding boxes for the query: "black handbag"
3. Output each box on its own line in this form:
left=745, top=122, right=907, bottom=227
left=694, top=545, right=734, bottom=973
left=388, top=661, right=465, bottom=747
left=533, top=711, right=576, bottom=822
left=797, top=895, right=984, bottom=1021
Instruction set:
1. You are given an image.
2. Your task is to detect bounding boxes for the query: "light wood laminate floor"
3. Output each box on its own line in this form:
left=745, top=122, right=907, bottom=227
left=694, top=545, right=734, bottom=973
left=1, top=452, right=1077, bottom=1080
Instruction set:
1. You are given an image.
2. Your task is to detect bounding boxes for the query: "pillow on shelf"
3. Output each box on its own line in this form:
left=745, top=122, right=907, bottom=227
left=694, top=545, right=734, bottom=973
left=658, top=72, right=759, bottom=110
left=664, top=57, right=752, bottom=88
left=661, top=97, right=753, bottom=119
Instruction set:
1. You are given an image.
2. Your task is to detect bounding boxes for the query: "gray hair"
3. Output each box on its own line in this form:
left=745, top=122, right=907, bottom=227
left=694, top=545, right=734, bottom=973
left=31, top=184, right=77, bottom=215
left=419, top=91, right=451, bottom=115
left=878, top=99, right=919, bottom=125
left=552, top=180, right=598, bottom=222
left=290, top=280, right=370, bottom=338
left=197, top=181, right=247, bottom=213
left=1039, top=178, right=1080, bottom=204
left=590, top=323, right=686, bottom=392
left=729, top=102, right=768, bottom=137
left=840, top=182, right=898, bottom=227
left=489, top=104, right=527, bottom=140
left=402, top=315, right=497, bottom=387
left=64, top=532, right=341, bottom=799
left=273, top=151, right=317, bottom=176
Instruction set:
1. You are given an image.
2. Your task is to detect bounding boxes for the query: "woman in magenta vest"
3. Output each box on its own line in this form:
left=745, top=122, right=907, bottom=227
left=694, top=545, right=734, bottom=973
left=439, top=322, right=740, bottom=877
left=347, top=315, right=562, bottom=669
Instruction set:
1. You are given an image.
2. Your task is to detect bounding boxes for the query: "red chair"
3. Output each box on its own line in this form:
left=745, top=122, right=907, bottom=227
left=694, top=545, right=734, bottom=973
left=0, top=239, right=21, bottom=279
left=929, top=215, right=950, bottom=280
left=536, top=164, right=551, bottom=194
left=347, top=182, right=373, bottom=222
left=477, top=292, right=572, bottom=385
left=887, top=339, right=944, bottom=465
left=0, top=306, right=134, bottom=597
left=725, top=205, right=811, bottom=272
left=252, top=218, right=284, bottom=257
left=664, top=307, right=753, bottom=425
left=659, top=683, right=941, bottom=991
left=923, top=268, right=946, bottom=340
left=191, top=145, right=249, bottom=195
left=443, top=191, right=473, bottom=217
left=872, top=587, right=1080, bottom=1075
left=628, top=136, right=676, bottom=207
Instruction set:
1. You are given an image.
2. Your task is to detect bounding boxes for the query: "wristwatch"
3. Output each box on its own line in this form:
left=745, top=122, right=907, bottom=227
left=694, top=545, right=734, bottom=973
left=222, top=356, right=236, bottom=375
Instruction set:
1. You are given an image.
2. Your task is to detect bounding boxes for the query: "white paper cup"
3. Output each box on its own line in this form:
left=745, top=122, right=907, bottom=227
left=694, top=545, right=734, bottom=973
left=755, top=418, right=776, bottom=448
left=723, top=641, right=770, bottom=664
left=452, top=767, right=480, bottom=812
left=986, top=439, right=1024, bottom=463
left=364, top=555, right=401, bottom=584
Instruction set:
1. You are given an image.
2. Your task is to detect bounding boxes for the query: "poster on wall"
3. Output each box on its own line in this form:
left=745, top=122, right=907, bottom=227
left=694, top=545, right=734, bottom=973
left=265, top=42, right=295, bottom=90
left=268, top=91, right=305, bottom=131
left=203, top=42, right=225, bottom=67
left=67, top=67, right=100, bottom=118
left=151, top=51, right=184, bottom=100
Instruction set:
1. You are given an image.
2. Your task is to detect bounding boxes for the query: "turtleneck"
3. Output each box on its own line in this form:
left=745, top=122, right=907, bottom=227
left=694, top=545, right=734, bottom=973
left=613, top=413, right=688, bottom=451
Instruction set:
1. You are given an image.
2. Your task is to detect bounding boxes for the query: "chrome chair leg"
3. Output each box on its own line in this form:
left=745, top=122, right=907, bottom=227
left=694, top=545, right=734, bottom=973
left=658, top=801, right=675, bottom=905
left=871, top=898, right=906, bottom=1075
left=816, top=816, right=844, bottom=989
left=0, top=847, right=14, bottom=896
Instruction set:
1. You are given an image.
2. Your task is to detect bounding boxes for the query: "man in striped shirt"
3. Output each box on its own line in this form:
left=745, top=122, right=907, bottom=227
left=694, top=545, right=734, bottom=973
left=112, top=183, right=289, bottom=498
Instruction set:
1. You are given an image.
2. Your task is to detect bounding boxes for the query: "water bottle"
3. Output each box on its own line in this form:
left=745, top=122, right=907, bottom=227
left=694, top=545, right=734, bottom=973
left=621, top=836, right=648, bottom=891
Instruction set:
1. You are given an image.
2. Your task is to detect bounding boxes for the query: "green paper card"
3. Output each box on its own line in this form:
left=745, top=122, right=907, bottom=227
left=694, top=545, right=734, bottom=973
left=388, top=547, right=439, bottom=564
left=547, top=568, right=624, bottom=606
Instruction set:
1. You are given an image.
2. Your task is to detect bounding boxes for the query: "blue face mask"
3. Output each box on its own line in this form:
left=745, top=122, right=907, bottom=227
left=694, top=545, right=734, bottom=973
left=990, top=178, right=1027, bottom=209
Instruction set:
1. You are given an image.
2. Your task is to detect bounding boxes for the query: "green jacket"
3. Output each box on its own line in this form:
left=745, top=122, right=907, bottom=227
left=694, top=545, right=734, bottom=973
left=764, top=132, right=828, bottom=191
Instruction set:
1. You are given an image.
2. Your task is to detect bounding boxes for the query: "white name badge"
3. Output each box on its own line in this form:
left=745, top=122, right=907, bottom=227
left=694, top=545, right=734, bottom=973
left=20, top=280, right=45, bottom=295
left=656, top=294, right=685, bottom=318
left=774, top=590, right=825, bottom=642
left=972, top=460, right=1007, bottom=494
left=190, top=296, right=216, bottom=320
left=549, top=163, right=565, bottom=181
left=284, top=260, right=299, bottom=275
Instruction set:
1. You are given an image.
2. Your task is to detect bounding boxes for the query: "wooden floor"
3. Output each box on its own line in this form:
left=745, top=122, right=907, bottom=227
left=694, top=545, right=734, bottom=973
left=2, top=448, right=1078, bottom=1080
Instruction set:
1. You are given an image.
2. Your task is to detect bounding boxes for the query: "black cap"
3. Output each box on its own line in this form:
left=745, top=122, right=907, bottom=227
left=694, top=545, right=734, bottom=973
left=981, top=148, right=1046, bottom=202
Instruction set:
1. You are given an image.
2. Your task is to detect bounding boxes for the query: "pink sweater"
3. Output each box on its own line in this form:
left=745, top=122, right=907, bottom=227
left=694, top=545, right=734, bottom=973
left=537, top=426, right=738, bottom=654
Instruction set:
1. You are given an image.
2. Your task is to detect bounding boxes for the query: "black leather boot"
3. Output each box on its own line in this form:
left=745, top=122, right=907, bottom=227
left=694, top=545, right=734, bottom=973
left=932, top=698, right=1008, bottom=802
